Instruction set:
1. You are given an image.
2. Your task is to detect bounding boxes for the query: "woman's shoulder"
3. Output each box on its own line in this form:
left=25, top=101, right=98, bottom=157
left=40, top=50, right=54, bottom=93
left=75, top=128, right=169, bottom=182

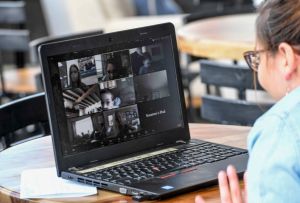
left=264, top=87, right=300, bottom=119
left=248, top=99, right=300, bottom=150
left=248, top=87, right=300, bottom=142
left=247, top=106, right=300, bottom=201
left=247, top=101, right=300, bottom=162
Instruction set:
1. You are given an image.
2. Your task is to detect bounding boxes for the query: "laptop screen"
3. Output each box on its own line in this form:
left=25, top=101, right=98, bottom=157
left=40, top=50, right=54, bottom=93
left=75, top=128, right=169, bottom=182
left=47, top=35, right=184, bottom=156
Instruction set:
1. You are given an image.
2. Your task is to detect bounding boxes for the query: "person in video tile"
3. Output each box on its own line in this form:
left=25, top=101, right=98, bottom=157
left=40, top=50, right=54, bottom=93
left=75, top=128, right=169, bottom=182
left=106, top=60, right=118, bottom=80
left=69, top=64, right=81, bottom=88
left=105, top=113, right=120, bottom=138
left=121, top=53, right=130, bottom=69
left=138, top=52, right=154, bottom=75
left=130, top=47, right=144, bottom=75
left=134, top=70, right=170, bottom=102
left=100, top=89, right=121, bottom=110
left=116, top=105, right=141, bottom=134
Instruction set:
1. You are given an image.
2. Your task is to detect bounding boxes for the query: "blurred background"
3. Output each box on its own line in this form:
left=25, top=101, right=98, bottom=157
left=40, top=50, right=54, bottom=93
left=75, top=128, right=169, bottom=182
left=2, top=0, right=277, bottom=150
left=1, top=0, right=273, bottom=123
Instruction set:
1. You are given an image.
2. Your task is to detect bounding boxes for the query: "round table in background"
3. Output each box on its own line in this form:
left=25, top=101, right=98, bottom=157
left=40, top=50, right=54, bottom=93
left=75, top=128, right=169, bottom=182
left=177, top=14, right=256, bottom=60
left=1, top=66, right=40, bottom=94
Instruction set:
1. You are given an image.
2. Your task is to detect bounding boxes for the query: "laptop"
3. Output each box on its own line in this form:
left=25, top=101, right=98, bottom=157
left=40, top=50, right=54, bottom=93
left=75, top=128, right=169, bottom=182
left=39, top=23, right=248, bottom=201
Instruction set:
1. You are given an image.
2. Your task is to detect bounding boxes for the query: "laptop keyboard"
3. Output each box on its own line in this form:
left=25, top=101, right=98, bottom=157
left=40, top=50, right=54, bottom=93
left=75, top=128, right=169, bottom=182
left=82, top=142, right=247, bottom=185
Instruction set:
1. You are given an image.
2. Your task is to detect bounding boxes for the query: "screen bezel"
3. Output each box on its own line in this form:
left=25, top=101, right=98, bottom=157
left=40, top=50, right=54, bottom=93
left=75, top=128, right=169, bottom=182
left=39, top=23, right=190, bottom=174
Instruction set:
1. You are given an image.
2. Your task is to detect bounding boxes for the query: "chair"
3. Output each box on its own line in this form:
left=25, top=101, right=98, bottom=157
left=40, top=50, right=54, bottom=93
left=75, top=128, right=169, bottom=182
left=184, top=3, right=255, bottom=24
left=179, top=3, right=255, bottom=122
left=175, top=0, right=254, bottom=15
left=199, top=60, right=274, bottom=126
left=0, top=92, right=49, bottom=150
left=180, top=67, right=199, bottom=122
left=0, top=1, right=30, bottom=101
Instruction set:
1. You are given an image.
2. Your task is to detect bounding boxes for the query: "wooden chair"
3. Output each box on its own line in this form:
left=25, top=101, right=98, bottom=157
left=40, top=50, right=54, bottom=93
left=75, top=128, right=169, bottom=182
left=199, top=60, right=274, bottom=126
left=0, top=1, right=30, bottom=102
left=0, top=92, right=49, bottom=150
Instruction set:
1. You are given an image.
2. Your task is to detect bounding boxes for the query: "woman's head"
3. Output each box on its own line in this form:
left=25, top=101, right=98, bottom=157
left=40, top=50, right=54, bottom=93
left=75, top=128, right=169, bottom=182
left=256, top=0, right=300, bottom=52
left=69, top=64, right=81, bottom=87
left=248, top=0, right=300, bottom=100
left=106, top=60, right=118, bottom=80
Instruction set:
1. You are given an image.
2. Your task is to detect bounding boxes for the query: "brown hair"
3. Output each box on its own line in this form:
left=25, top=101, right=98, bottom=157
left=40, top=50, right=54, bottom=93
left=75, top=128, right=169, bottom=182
left=69, top=64, right=81, bottom=87
left=256, top=0, right=300, bottom=53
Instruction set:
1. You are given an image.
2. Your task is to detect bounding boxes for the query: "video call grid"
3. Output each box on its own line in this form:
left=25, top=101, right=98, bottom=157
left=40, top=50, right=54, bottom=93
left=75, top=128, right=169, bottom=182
left=57, top=43, right=172, bottom=155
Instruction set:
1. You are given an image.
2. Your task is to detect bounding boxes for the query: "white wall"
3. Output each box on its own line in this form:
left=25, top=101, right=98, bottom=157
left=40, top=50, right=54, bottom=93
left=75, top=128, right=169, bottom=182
left=40, top=0, right=183, bottom=35
left=41, top=0, right=106, bottom=36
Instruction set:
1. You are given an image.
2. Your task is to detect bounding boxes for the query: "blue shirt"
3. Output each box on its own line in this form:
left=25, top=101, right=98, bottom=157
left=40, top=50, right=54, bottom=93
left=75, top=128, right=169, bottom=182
left=247, top=87, right=300, bottom=202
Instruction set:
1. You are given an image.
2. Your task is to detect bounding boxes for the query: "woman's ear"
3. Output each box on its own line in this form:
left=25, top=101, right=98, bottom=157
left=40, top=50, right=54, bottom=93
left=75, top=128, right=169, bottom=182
left=277, top=42, right=298, bottom=80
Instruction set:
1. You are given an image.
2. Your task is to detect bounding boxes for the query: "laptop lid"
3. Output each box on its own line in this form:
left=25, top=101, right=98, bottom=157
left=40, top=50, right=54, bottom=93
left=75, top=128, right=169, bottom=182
left=39, top=23, right=189, bottom=175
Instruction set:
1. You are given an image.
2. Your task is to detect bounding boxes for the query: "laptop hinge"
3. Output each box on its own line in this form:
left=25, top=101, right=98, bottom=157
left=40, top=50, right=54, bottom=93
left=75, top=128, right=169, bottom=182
left=68, top=167, right=79, bottom=172
left=176, top=140, right=187, bottom=144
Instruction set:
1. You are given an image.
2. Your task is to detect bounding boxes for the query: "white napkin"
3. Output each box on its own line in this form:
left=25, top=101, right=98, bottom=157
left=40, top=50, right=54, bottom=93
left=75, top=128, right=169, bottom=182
left=20, top=167, right=97, bottom=199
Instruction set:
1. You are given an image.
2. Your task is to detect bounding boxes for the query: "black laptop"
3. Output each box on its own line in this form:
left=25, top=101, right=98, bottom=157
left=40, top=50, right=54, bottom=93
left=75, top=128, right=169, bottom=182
left=39, top=23, right=248, bottom=201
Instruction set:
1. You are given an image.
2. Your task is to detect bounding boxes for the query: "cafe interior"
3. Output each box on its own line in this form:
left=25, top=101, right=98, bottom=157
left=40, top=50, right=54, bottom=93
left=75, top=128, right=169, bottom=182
left=0, top=0, right=283, bottom=202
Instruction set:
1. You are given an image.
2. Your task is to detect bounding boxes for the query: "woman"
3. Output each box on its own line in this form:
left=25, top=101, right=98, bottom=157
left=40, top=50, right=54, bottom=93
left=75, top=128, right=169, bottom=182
left=69, top=64, right=81, bottom=88
left=138, top=53, right=153, bottom=75
left=196, top=0, right=300, bottom=202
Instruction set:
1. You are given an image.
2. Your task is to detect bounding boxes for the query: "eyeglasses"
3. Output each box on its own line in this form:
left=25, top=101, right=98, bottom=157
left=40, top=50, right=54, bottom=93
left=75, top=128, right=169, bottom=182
left=243, top=50, right=268, bottom=72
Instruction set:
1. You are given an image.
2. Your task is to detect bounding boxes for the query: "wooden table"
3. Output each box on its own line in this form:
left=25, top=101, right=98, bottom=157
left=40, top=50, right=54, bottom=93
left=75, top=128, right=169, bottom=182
left=0, top=123, right=250, bottom=203
left=0, top=66, right=40, bottom=94
left=177, top=14, right=256, bottom=60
